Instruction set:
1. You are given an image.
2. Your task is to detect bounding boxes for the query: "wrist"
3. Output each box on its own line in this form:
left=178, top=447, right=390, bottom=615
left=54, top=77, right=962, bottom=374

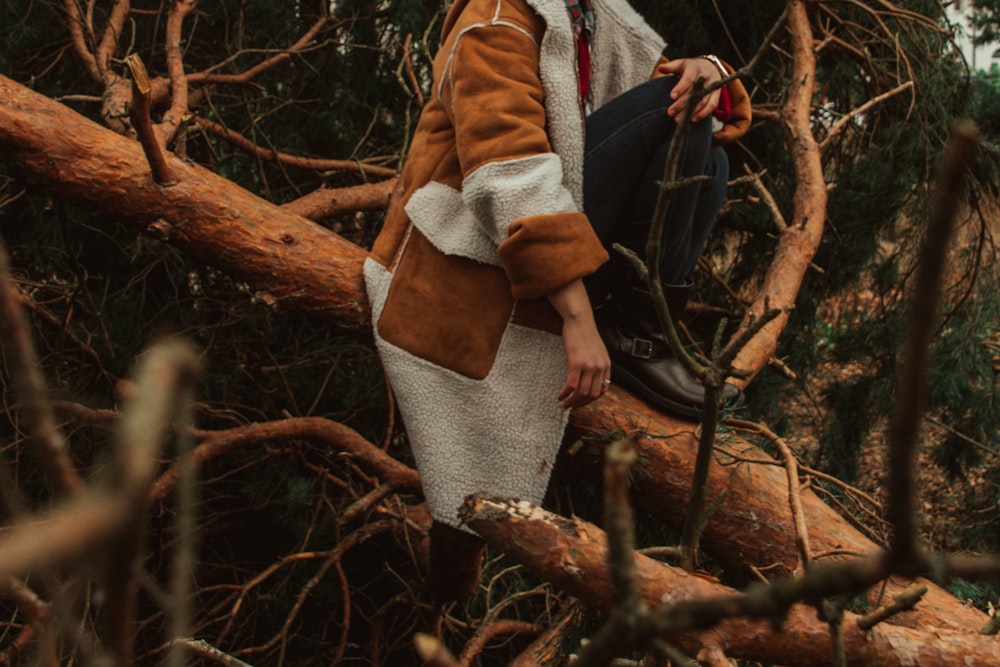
left=699, top=54, right=728, bottom=80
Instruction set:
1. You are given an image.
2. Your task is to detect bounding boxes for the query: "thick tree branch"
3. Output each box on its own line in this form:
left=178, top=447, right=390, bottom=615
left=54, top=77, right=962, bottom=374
left=150, top=418, right=421, bottom=503
left=281, top=179, right=397, bottom=222
left=729, top=0, right=829, bottom=380
left=459, top=495, right=1000, bottom=667
left=0, top=73, right=371, bottom=328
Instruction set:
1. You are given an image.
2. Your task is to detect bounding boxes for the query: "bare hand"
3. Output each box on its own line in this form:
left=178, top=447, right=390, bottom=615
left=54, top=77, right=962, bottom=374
left=546, top=279, right=612, bottom=409
left=657, top=58, right=723, bottom=122
left=557, top=314, right=612, bottom=409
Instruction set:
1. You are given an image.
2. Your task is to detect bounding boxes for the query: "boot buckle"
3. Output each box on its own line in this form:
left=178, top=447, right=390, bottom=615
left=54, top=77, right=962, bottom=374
left=629, top=337, right=654, bottom=359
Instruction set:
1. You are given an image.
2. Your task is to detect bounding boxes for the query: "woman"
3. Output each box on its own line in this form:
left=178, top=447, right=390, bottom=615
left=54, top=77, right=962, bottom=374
left=363, top=0, right=750, bottom=600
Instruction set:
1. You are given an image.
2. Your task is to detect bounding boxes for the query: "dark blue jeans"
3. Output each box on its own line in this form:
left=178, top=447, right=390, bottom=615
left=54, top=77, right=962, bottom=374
left=583, top=76, right=729, bottom=292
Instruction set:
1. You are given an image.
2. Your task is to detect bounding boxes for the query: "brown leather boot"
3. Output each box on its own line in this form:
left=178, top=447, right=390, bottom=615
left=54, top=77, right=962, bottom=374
left=428, top=521, right=485, bottom=603
left=595, top=276, right=743, bottom=418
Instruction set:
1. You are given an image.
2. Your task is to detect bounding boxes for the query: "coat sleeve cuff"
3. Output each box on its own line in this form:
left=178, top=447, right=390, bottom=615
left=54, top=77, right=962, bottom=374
left=712, top=59, right=752, bottom=147
left=497, top=212, right=609, bottom=299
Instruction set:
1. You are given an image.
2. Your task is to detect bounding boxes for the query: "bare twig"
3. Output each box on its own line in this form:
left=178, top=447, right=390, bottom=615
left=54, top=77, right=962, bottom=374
left=166, top=358, right=198, bottom=667
left=743, top=164, right=787, bottom=229
left=457, top=620, right=540, bottom=666
left=857, top=585, right=927, bottom=631
left=157, top=0, right=198, bottom=146
left=62, top=0, right=100, bottom=81
left=102, top=339, right=200, bottom=667
left=192, top=116, right=397, bottom=178
left=571, top=438, right=643, bottom=667
left=169, top=638, right=256, bottom=667
left=510, top=600, right=585, bottom=667
left=886, top=121, right=978, bottom=567
left=819, top=81, right=914, bottom=151
left=150, top=417, right=420, bottom=503
left=0, top=236, right=84, bottom=496
left=187, top=15, right=330, bottom=86
left=94, top=0, right=131, bottom=77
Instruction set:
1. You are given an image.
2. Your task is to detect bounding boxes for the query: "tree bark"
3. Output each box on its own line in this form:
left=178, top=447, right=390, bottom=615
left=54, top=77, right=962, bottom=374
left=461, top=496, right=1000, bottom=667
left=0, top=73, right=988, bottom=634
left=0, top=74, right=371, bottom=332
left=731, top=0, right=829, bottom=380
left=565, top=393, right=988, bottom=632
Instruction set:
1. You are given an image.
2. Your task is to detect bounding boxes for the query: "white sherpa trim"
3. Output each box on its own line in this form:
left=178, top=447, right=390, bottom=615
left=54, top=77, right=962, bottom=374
left=523, top=0, right=666, bottom=208
left=405, top=181, right=501, bottom=266
left=522, top=0, right=583, bottom=207
left=463, top=153, right=577, bottom=245
left=588, top=0, right=666, bottom=107
left=363, top=257, right=569, bottom=530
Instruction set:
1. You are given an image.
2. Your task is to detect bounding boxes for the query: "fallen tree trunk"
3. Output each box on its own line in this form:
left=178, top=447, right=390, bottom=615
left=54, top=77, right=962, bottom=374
left=461, top=495, right=1000, bottom=667
left=0, top=75, right=371, bottom=330
left=0, top=73, right=987, bottom=633
left=565, top=394, right=988, bottom=632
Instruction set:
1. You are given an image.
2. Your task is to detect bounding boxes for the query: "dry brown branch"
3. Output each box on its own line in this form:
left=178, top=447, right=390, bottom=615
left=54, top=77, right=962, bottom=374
left=0, top=496, right=130, bottom=582
left=166, top=353, right=198, bottom=667
left=187, top=15, right=330, bottom=87
left=886, top=121, right=978, bottom=566
left=125, top=54, right=178, bottom=185
left=716, top=426, right=883, bottom=521
left=168, top=638, right=256, bottom=667
left=14, top=292, right=120, bottom=384
left=192, top=116, right=397, bottom=178
left=62, top=0, right=100, bottom=82
left=0, top=237, right=84, bottom=496
left=458, top=620, right=541, bottom=666
left=230, top=519, right=394, bottom=658
left=0, top=576, right=48, bottom=665
left=573, top=438, right=646, bottom=666
left=157, top=0, right=197, bottom=147
left=280, top=179, right=397, bottom=222
left=510, top=600, right=585, bottom=667
left=94, top=0, right=131, bottom=77
left=150, top=417, right=420, bottom=504
left=396, top=33, right=426, bottom=106
left=338, top=482, right=395, bottom=527
left=743, top=164, right=786, bottom=229
left=857, top=585, right=928, bottom=631
left=724, top=420, right=811, bottom=570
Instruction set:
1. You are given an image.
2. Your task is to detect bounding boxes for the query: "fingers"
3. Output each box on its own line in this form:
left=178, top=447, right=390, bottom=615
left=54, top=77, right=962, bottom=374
left=660, top=59, right=723, bottom=122
left=667, top=81, right=721, bottom=121
left=558, top=367, right=612, bottom=409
